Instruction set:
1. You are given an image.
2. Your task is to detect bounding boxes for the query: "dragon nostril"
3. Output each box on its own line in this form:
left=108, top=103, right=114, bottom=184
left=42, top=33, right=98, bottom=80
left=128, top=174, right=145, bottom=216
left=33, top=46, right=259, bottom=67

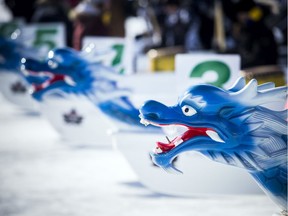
left=146, top=113, right=160, bottom=120
left=140, top=100, right=167, bottom=120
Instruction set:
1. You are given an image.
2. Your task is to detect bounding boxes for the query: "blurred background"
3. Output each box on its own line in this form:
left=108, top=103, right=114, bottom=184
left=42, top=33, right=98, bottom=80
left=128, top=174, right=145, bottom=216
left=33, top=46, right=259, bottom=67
left=1, top=0, right=287, bottom=76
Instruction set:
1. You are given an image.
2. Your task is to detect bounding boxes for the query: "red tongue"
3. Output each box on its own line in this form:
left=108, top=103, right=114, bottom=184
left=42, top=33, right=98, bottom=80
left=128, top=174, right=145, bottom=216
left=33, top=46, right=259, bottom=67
left=33, top=84, right=44, bottom=92
left=182, top=128, right=207, bottom=141
left=157, top=142, right=175, bottom=152
left=156, top=127, right=209, bottom=153
left=50, top=74, right=66, bottom=83
left=33, top=74, right=66, bottom=92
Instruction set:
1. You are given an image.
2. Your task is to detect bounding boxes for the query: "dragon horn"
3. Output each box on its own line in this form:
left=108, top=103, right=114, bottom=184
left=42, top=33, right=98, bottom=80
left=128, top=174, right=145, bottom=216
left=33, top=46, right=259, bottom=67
left=257, top=82, right=275, bottom=91
left=228, top=77, right=246, bottom=92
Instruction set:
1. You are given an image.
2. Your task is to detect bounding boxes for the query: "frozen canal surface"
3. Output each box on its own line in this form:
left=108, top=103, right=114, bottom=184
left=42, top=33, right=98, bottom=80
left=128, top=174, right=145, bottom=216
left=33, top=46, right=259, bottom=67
left=0, top=94, right=281, bottom=216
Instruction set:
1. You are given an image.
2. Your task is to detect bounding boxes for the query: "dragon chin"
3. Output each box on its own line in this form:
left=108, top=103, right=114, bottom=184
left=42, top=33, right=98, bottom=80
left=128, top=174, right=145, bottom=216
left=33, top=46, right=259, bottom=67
left=153, top=125, right=211, bottom=154
left=149, top=150, right=183, bottom=174
left=149, top=134, right=222, bottom=174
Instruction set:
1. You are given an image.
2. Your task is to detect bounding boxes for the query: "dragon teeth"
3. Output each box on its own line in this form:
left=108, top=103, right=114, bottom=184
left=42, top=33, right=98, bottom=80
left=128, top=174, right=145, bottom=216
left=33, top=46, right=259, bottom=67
left=174, top=139, right=183, bottom=146
left=140, top=118, right=150, bottom=126
left=206, top=130, right=225, bottom=143
left=42, top=82, right=49, bottom=89
left=64, top=76, right=76, bottom=86
left=154, top=147, right=163, bottom=154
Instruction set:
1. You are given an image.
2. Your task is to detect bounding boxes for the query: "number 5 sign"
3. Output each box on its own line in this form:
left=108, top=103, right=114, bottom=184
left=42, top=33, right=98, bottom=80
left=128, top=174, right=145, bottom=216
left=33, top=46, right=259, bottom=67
left=22, top=22, right=66, bottom=55
left=175, top=53, right=241, bottom=93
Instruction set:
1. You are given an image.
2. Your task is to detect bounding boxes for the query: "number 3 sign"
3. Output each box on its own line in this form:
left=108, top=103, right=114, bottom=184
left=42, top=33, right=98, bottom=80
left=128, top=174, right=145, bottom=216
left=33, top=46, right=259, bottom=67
left=175, top=54, right=241, bottom=93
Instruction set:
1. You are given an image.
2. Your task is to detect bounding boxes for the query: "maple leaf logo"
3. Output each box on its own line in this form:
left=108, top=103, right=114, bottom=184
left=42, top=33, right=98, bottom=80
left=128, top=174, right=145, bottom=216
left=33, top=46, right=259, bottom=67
left=11, top=81, right=27, bottom=93
left=63, top=109, right=83, bottom=124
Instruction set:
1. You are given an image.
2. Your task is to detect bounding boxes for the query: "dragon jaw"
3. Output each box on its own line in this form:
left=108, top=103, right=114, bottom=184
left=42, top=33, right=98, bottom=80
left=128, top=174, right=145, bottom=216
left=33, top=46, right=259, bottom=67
left=21, top=57, right=75, bottom=101
left=139, top=118, right=224, bottom=154
left=20, top=47, right=126, bottom=102
left=20, top=46, right=97, bottom=101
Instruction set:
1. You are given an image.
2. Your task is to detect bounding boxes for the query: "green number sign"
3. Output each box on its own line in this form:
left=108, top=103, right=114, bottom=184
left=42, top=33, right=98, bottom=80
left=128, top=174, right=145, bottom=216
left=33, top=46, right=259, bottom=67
left=33, top=28, right=58, bottom=51
left=111, top=44, right=125, bottom=74
left=190, top=61, right=231, bottom=87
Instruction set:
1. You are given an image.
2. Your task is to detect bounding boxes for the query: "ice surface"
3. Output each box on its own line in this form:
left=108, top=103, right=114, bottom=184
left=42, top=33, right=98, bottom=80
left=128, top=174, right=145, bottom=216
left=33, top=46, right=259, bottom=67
left=0, top=93, right=280, bottom=216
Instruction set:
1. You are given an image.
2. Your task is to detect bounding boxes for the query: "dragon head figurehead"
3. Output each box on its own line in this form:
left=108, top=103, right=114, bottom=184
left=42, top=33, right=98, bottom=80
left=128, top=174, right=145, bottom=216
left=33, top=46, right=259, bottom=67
left=139, top=77, right=287, bottom=210
left=21, top=47, right=159, bottom=132
left=21, top=47, right=119, bottom=101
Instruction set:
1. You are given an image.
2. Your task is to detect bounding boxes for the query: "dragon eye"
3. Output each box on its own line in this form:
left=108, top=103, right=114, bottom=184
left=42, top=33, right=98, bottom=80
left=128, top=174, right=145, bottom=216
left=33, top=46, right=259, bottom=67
left=48, top=60, right=58, bottom=69
left=181, top=105, right=197, bottom=116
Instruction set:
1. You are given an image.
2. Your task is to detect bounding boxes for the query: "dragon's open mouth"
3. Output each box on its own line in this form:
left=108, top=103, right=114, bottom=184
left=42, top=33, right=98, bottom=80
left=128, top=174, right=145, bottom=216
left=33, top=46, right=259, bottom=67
left=25, top=70, right=71, bottom=93
left=140, top=116, right=224, bottom=154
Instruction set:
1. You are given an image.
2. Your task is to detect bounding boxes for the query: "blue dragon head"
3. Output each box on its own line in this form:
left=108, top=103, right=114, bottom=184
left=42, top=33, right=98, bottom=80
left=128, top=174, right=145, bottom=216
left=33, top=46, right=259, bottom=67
left=21, top=47, right=160, bottom=132
left=0, top=36, right=49, bottom=98
left=21, top=47, right=107, bottom=101
left=139, top=77, right=287, bottom=210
